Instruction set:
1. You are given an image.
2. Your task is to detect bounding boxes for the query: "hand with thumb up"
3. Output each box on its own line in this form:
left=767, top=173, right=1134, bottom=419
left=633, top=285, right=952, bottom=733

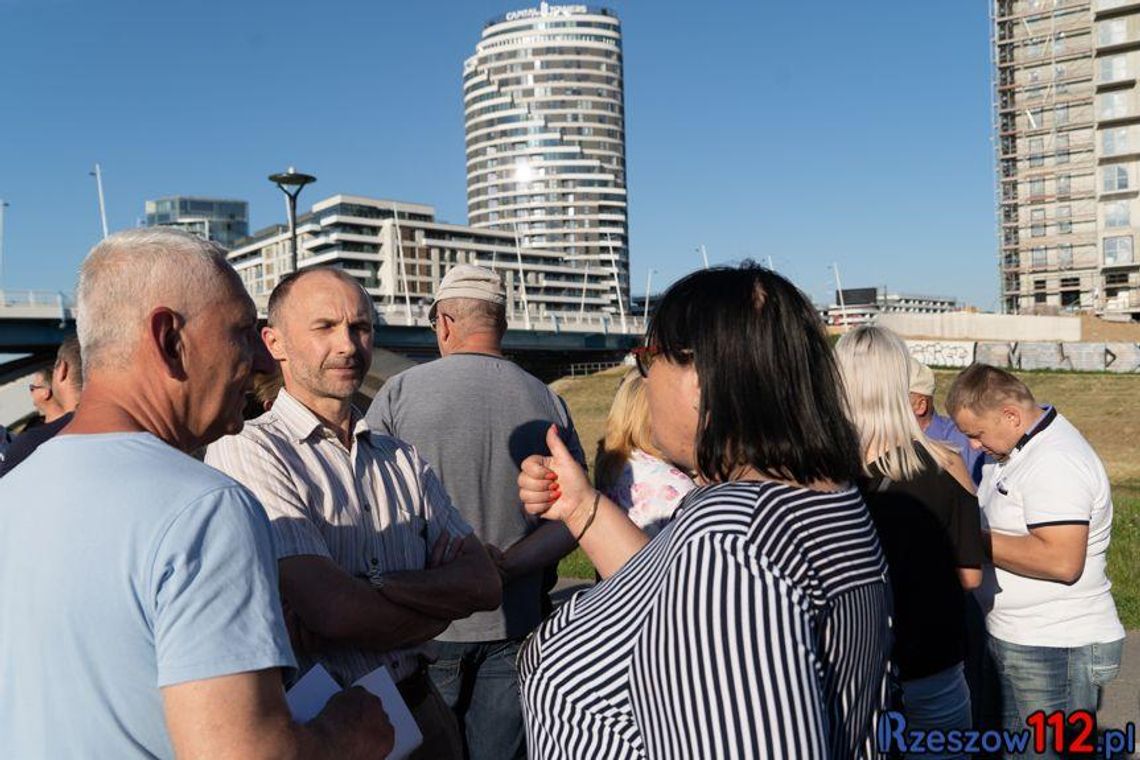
left=518, top=424, right=596, bottom=528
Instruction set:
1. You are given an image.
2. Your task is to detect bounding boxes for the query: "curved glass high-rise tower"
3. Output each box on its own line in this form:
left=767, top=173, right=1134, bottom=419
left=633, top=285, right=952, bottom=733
left=464, top=3, right=629, bottom=317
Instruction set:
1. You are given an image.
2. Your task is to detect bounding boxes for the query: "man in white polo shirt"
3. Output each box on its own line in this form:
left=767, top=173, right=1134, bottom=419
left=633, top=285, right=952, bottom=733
left=947, top=363, right=1124, bottom=755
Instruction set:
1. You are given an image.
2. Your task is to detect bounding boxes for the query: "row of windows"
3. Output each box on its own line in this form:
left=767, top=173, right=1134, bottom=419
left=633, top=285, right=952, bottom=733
left=478, top=45, right=620, bottom=66
left=467, top=110, right=623, bottom=133
left=1023, top=166, right=1131, bottom=197
left=466, top=80, right=620, bottom=109
left=468, top=126, right=622, bottom=152
left=472, top=141, right=622, bottom=166
left=466, top=97, right=622, bottom=121
left=1028, top=245, right=1076, bottom=268
left=481, top=33, right=622, bottom=52
left=1021, top=127, right=1137, bottom=160
left=466, top=57, right=617, bottom=86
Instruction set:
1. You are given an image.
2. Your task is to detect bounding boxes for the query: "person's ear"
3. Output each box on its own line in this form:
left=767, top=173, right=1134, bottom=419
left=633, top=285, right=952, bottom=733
left=262, top=325, right=287, bottom=362
left=1001, top=404, right=1021, bottom=429
left=908, top=393, right=927, bottom=417
left=148, top=307, right=187, bottom=380
left=439, top=313, right=452, bottom=343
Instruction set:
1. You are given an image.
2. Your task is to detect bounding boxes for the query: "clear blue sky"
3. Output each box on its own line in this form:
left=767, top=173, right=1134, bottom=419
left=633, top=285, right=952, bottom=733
left=0, top=0, right=997, bottom=308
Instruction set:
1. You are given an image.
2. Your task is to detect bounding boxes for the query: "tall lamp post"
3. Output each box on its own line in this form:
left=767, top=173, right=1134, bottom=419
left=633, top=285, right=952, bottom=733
left=0, top=199, right=8, bottom=296
left=268, top=167, right=317, bottom=273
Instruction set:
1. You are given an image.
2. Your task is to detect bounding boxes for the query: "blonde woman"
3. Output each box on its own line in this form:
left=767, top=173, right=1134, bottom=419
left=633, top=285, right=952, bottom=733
left=835, top=325, right=983, bottom=760
left=594, top=370, right=695, bottom=537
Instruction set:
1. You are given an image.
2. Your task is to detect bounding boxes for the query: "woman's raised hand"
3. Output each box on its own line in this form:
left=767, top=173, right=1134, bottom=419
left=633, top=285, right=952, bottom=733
left=518, top=424, right=595, bottom=525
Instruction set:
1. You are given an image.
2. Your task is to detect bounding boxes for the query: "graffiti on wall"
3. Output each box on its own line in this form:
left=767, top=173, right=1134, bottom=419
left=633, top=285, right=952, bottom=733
left=972, top=342, right=1140, bottom=373
left=905, top=340, right=977, bottom=368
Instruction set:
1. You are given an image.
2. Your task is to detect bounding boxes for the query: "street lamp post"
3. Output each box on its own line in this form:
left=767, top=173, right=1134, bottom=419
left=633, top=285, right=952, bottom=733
left=268, top=167, right=317, bottom=273
left=0, top=200, right=8, bottom=296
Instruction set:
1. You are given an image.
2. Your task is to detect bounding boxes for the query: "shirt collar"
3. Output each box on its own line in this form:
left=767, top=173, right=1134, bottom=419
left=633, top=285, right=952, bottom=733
left=272, top=388, right=372, bottom=444
left=1011, top=404, right=1057, bottom=455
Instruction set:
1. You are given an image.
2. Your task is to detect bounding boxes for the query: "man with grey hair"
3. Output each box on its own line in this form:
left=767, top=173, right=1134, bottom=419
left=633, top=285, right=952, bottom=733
left=1, top=335, right=84, bottom=476
left=367, top=264, right=585, bottom=760
left=0, top=229, right=393, bottom=759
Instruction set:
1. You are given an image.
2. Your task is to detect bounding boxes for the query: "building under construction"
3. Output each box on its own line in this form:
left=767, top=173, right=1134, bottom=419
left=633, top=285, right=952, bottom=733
left=993, top=0, right=1140, bottom=319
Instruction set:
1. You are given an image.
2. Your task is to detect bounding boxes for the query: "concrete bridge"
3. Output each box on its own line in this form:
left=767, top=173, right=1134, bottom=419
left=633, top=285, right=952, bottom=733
left=0, top=290, right=643, bottom=426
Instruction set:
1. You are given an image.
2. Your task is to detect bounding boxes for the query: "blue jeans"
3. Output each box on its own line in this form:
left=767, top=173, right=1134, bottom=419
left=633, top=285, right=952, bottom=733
left=988, top=636, right=1125, bottom=759
left=429, top=639, right=527, bottom=760
left=900, top=662, right=973, bottom=760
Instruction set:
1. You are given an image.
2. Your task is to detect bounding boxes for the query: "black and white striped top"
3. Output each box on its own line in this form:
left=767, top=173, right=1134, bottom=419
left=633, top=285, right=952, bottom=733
left=519, top=481, right=892, bottom=759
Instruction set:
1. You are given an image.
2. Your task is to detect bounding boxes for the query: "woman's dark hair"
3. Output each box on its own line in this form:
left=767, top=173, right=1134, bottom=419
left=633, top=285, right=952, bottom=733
left=646, top=263, right=862, bottom=485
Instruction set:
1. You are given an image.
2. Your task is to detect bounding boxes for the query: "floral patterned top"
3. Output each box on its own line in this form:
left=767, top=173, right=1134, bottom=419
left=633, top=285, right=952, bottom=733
left=602, top=448, right=696, bottom=537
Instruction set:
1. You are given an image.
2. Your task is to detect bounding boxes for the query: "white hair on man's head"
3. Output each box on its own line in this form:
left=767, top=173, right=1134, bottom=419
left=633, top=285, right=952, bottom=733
left=834, top=324, right=955, bottom=481
left=76, top=227, right=242, bottom=373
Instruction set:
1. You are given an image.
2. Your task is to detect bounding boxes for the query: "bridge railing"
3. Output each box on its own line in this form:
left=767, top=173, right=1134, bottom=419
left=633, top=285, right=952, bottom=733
left=372, top=302, right=646, bottom=335
left=3, top=288, right=645, bottom=337
left=0, top=290, right=75, bottom=320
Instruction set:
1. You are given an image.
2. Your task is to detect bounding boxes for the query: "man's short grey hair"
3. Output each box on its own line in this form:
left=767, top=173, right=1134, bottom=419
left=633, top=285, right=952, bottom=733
left=442, top=297, right=507, bottom=337
left=76, top=228, right=242, bottom=373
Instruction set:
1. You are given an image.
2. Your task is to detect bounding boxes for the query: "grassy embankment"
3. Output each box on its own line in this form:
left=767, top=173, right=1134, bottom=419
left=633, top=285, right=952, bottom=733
left=553, top=367, right=1140, bottom=628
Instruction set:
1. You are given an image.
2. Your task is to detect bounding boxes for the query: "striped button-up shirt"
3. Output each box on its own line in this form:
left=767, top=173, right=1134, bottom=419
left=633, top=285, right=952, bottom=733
left=205, top=389, right=472, bottom=685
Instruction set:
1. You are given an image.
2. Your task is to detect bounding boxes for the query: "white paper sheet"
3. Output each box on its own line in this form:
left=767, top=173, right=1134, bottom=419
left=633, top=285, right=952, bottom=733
left=285, top=664, right=424, bottom=760
left=284, top=664, right=341, bottom=723
left=352, top=666, right=424, bottom=760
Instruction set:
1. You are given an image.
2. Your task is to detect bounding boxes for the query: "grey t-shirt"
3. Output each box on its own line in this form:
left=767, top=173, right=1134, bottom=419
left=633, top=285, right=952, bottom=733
left=367, top=352, right=585, bottom=642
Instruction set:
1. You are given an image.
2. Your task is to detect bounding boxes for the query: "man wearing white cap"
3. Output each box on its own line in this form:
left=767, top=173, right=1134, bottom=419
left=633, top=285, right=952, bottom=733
left=368, top=264, right=585, bottom=760
left=909, top=355, right=985, bottom=486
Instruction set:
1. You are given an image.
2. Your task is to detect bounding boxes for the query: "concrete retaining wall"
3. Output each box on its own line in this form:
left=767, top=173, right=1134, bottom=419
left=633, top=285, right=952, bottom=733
left=907, top=339, right=1140, bottom=373
left=879, top=312, right=1081, bottom=342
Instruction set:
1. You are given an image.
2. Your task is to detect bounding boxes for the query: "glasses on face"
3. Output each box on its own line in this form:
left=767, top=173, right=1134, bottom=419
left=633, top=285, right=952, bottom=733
left=632, top=345, right=663, bottom=378
left=28, top=384, right=48, bottom=393
left=429, top=312, right=450, bottom=333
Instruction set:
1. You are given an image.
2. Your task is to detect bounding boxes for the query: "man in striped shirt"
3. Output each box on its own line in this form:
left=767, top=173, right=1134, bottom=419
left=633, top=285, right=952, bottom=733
left=207, top=267, right=502, bottom=760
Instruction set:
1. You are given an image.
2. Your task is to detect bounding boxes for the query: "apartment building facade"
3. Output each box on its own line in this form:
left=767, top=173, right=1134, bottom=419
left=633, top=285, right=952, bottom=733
left=144, top=196, right=249, bottom=249
left=463, top=4, right=630, bottom=318
left=994, top=0, right=1140, bottom=319
left=226, top=194, right=630, bottom=331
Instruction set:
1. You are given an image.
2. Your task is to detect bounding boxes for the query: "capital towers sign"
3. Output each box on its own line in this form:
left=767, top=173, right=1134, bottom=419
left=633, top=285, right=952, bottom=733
left=505, top=3, right=589, bottom=21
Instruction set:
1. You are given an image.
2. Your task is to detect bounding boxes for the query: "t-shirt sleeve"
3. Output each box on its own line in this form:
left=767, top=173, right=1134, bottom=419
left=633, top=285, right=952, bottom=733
left=365, top=378, right=399, bottom=437
left=630, top=534, right=829, bottom=759
left=151, top=486, right=296, bottom=687
left=554, top=394, right=588, bottom=469
left=204, top=434, right=332, bottom=560
left=1019, top=450, right=1096, bottom=527
left=948, top=479, right=984, bottom=569
left=413, top=448, right=474, bottom=546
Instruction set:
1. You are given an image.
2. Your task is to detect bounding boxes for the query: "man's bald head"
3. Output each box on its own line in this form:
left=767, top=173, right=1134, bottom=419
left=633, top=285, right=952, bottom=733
left=266, top=267, right=373, bottom=329
left=76, top=228, right=247, bottom=374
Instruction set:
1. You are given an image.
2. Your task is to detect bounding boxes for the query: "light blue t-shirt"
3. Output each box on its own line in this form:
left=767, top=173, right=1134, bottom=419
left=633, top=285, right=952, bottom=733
left=0, top=432, right=296, bottom=759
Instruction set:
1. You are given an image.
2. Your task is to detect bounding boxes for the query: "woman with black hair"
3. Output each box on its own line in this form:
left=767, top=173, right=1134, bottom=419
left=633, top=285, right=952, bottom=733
left=516, top=265, right=892, bottom=759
